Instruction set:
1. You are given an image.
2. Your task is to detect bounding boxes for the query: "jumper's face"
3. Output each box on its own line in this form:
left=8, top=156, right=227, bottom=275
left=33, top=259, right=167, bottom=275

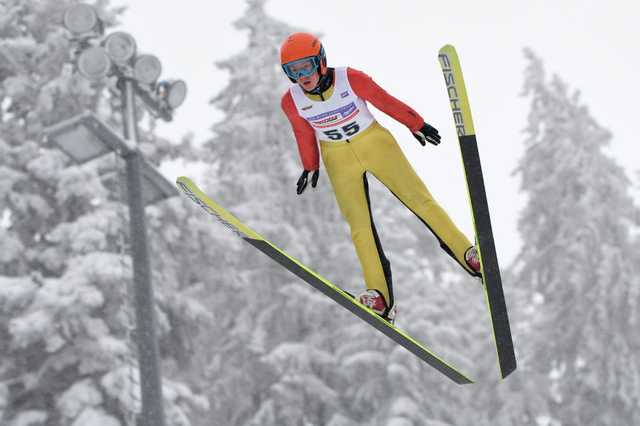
left=298, top=70, right=320, bottom=91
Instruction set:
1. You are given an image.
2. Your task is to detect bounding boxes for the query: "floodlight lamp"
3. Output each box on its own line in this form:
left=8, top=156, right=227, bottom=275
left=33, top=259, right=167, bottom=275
left=157, top=79, right=187, bottom=109
left=133, top=54, right=162, bottom=85
left=63, top=4, right=100, bottom=36
left=77, top=46, right=112, bottom=80
left=104, top=31, right=137, bottom=65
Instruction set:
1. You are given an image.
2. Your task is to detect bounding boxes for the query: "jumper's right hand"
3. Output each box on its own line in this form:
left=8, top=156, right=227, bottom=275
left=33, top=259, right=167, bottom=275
left=297, top=169, right=319, bottom=194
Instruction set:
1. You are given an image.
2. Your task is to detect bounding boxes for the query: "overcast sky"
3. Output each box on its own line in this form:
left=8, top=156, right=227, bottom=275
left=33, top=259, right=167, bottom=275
left=112, top=0, right=639, bottom=265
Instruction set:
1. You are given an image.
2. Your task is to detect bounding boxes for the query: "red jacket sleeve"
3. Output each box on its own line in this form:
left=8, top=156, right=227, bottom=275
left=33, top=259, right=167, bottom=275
left=347, top=67, right=424, bottom=132
left=281, top=91, right=320, bottom=171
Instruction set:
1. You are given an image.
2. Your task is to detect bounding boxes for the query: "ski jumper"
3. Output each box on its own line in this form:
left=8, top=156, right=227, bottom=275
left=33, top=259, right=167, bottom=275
left=281, top=67, right=475, bottom=307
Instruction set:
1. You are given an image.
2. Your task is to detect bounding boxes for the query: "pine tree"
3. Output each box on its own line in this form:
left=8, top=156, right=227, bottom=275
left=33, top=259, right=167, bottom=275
left=190, top=0, right=502, bottom=423
left=0, top=1, right=207, bottom=424
left=510, top=48, right=640, bottom=425
left=192, top=1, right=349, bottom=424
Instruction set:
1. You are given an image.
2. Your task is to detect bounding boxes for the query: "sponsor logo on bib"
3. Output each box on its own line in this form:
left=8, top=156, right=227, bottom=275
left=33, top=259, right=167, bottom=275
left=308, top=102, right=358, bottom=128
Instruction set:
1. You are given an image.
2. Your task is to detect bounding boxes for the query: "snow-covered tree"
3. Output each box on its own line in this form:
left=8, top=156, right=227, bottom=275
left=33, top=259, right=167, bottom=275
left=189, top=1, right=493, bottom=424
left=509, top=48, right=640, bottom=425
left=192, top=1, right=346, bottom=424
left=0, top=1, right=208, bottom=424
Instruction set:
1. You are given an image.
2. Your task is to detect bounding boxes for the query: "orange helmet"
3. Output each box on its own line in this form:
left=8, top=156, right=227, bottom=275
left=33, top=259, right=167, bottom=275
left=280, top=32, right=327, bottom=83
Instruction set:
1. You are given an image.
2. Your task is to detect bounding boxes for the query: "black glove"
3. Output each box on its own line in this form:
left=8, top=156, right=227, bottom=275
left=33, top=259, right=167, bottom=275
left=412, top=122, right=441, bottom=146
left=296, top=169, right=319, bottom=194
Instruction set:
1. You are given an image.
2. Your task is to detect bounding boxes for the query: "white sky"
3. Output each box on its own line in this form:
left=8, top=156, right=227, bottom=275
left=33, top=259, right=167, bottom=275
left=113, top=0, right=639, bottom=266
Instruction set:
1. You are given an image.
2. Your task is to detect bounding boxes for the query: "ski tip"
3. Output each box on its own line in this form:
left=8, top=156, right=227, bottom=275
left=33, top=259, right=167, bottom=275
left=438, top=44, right=457, bottom=56
left=176, top=176, right=193, bottom=186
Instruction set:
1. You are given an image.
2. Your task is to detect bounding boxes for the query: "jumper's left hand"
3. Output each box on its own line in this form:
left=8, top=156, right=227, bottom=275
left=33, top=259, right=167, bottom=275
left=413, top=122, right=441, bottom=146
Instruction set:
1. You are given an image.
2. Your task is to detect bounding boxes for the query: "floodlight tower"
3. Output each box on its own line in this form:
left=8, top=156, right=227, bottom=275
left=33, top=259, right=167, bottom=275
left=54, top=4, right=189, bottom=426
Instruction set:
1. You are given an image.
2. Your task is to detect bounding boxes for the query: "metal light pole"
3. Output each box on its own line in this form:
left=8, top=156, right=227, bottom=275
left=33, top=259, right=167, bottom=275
left=45, top=110, right=170, bottom=426
left=120, top=77, right=166, bottom=426
left=49, top=4, right=189, bottom=426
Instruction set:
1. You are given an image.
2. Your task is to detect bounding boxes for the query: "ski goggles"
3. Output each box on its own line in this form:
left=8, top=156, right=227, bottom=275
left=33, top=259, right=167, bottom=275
left=282, top=56, right=321, bottom=80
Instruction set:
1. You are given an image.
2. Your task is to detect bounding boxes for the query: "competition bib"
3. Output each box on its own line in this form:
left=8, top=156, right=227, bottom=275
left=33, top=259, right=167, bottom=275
left=290, top=67, right=375, bottom=141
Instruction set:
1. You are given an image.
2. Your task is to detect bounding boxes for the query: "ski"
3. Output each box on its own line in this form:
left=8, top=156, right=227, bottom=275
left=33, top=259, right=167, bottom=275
left=437, top=45, right=517, bottom=378
left=176, top=176, right=473, bottom=385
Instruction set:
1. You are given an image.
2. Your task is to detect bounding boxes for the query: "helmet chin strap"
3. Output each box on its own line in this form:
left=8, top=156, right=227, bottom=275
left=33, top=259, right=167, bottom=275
left=304, top=68, right=334, bottom=95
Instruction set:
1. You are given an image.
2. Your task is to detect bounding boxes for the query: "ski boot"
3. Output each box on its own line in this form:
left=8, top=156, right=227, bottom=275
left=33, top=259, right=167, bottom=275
left=356, top=289, right=397, bottom=324
left=464, top=246, right=482, bottom=277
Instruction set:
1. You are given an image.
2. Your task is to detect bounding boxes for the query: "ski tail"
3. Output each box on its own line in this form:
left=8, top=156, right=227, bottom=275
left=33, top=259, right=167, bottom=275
left=438, top=45, right=517, bottom=379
